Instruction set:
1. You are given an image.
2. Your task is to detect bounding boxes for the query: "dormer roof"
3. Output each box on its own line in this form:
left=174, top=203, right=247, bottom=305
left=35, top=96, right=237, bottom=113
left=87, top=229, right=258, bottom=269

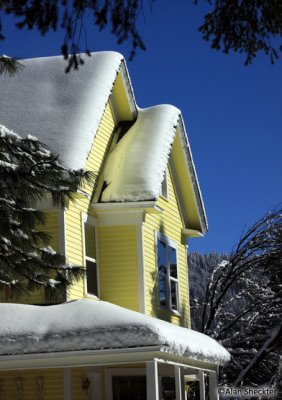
left=100, top=106, right=207, bottom=233
left=101, top=105, right=180, bottom=202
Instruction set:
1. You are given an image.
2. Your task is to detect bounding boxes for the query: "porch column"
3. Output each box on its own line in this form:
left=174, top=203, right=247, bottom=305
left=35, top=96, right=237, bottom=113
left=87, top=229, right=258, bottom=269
left=199, top=370, right=205, bottom=400
left=174, top=366, right=182, bottom=400
left=146, top=361, right=159, bottom=400
left=208, top=371, right=219, bottom=400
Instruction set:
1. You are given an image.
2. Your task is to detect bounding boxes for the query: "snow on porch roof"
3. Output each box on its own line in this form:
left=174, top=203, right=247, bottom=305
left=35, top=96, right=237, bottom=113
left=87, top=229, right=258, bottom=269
left=0, top=52, right=124, bottom=170
left=0, top=299, right=230, bottom=365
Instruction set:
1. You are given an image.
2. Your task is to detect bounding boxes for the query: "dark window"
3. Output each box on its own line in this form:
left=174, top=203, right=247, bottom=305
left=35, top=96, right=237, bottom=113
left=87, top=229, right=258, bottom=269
left=157, top=236, right=179, bottom=311
left=112, top=376, right=146, bottom=400
left=84, top=222, right=98, bottom=296
left=161, top=171, right=168, bottom=198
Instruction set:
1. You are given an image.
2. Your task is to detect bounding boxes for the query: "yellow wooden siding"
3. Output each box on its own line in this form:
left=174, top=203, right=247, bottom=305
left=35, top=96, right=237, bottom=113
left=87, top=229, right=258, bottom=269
left=0, top=210, right=60, bottom=305
left=66, top=102, right=115, bottom=300
left=81, top=103, right=115, bottom=197
left=43, top=209, right=60, bottom=252
left=143, top=167, right=190, bottom=327
left=98, top=225, right=139, bottom=311
left=71, top=368, right=88, bottom=400
left=0, top=369, right=63, bottom=400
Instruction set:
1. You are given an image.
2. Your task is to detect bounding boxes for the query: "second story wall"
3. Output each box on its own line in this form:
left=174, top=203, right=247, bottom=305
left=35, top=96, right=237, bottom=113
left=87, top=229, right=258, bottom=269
left=66, top=102, right=115, bottom=300
left=143, top=166, right=190, bottom=328
left=98, top=224, right=139, bottom=311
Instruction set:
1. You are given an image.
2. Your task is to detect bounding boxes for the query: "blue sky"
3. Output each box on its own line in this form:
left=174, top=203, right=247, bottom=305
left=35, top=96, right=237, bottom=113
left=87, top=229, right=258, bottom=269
left=1, top=1, right=281, bottom=254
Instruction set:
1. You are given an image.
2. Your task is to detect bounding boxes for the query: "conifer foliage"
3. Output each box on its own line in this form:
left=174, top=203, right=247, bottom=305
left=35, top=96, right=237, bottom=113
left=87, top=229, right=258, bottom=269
left=199, top=0, right=282, bottom=65
left=1, top=1, right=282, bottom=65
left=0, top=0, right=147, bottom=66
left=0, top=125, right=92, bottom=300
left=0, top=56, right=23, bottom=76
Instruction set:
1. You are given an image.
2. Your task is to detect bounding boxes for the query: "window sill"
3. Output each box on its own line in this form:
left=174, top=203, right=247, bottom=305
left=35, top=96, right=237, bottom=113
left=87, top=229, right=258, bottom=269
left=85, top=293, right=99, bottom=300
left=159, top=306, right=182, bottom=318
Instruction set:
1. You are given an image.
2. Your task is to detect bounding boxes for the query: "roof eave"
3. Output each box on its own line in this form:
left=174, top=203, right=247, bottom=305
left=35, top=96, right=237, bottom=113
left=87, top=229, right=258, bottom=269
left=0, top=346, right=226, bottom=371
left=119, top=59, right=138, bottom=119
left=177, top=116, right=208, bottom=234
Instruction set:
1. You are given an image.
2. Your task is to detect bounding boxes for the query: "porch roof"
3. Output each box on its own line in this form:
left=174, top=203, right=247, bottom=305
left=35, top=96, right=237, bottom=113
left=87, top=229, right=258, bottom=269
left=0, top=299, right=230, bottom=365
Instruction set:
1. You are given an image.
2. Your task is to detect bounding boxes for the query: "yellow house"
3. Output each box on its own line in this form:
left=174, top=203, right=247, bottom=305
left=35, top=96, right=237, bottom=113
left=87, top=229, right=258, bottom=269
left=0, top=52, right=229, bottom=400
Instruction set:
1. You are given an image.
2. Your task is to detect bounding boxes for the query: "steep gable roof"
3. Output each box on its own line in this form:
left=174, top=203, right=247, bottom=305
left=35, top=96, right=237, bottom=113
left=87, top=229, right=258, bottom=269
left=0, top=52, right=125, bottom=170
left=0, top=51, right=207, bottom=232
left=100, top=106, right=207, bottom=233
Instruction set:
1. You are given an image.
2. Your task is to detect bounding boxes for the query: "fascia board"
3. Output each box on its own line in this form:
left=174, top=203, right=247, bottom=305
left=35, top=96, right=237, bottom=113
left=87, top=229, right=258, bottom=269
left=0, top=346, right=164, bottom=371
left=177, top=116, right=208, bottom=234
left=0, top=346, right=222, bottom=371
left=120, top=60, right=138, bottom=119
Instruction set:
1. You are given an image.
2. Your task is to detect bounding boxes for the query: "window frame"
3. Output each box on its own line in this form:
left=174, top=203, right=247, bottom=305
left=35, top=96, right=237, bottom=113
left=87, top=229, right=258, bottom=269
left=156, top=232, right=180, bottom=313
left=82, top=213, right=99, bottom=298
left=160, top=170, right=168, bottom=199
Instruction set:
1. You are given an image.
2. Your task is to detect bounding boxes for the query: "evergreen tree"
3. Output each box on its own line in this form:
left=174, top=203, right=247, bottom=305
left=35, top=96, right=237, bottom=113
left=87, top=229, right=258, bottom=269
left=0, top=125, right=92, bottom=301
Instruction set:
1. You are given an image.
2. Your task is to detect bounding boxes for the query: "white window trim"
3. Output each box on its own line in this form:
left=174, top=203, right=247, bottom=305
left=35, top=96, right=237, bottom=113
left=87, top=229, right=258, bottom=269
left=87, top=370, right=103, bottom=400
left=156, top=232, right=180, bottom=314
left=82, top=213, right=100, bottom=298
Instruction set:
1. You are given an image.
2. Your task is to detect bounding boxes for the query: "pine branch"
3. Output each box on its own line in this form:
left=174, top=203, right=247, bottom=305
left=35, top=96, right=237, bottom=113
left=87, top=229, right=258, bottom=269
left=0, top=56, right=23, bottom=76
left=0, top=125, right=94, bottom=299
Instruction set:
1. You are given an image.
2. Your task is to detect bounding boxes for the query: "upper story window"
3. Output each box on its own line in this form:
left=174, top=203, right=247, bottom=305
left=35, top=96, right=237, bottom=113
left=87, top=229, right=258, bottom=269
left=161, top=170, right=168, bottom=198
left=157, top=233, right=179, bottom=312
left=83, top=216, right=99, bottom=297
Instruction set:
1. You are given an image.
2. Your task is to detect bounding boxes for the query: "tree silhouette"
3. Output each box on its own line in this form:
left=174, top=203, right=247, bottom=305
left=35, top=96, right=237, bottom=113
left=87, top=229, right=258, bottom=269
left=189, top=207, right=282, bottom=387
left=1, top=1, right=282, bottom=66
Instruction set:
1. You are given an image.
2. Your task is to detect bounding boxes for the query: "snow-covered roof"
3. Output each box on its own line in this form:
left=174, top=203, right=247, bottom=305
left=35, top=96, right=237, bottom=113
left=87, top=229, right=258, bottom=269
left=0, top=300, right=230, bottom=365
left=0, top=52, right=123, bottom=170
left=0, top=52, right=207, bottom=230
left=102, top=105, right=180, bottom=202
left=100, top=105, right=208, bottom=232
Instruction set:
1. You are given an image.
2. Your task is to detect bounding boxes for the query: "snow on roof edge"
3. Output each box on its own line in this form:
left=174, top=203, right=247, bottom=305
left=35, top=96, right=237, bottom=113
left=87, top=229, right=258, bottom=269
left=0, top=52, right=125, bottom=170
left=100, top=102, right=207, bottom=233
left=0, top=299, right=230, bottom=365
